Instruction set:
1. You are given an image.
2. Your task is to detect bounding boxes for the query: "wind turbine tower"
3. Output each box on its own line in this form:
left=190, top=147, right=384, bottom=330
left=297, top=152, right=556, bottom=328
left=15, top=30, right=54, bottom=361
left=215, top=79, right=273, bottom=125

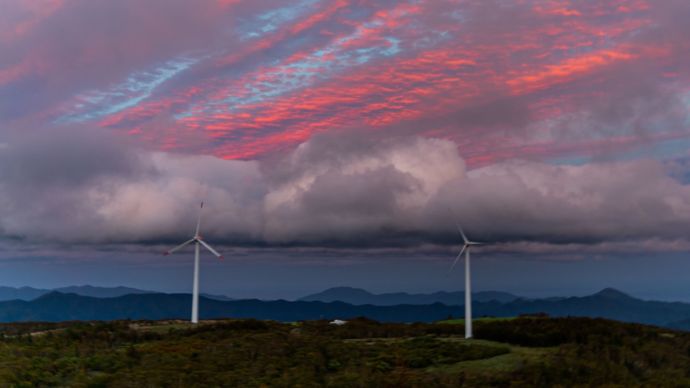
left=450, top=225, right=483, bottom=339
left=164, top=202, right=223, bottom=324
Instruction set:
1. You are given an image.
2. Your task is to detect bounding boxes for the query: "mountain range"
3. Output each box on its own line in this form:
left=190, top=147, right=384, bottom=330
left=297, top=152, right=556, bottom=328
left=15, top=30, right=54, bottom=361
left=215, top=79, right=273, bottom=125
left=0, top=285, right=233, bottom=302
left=0, top=285, right=522, bottom=305
left=299, top=286, right=520, bottom=305
left=1, top=287, right=690, bottom=329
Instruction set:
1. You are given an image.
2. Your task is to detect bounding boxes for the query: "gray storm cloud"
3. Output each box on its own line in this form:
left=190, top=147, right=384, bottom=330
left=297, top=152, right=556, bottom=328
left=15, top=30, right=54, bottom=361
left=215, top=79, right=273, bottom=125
left=1, top=128, right=689, bottom=252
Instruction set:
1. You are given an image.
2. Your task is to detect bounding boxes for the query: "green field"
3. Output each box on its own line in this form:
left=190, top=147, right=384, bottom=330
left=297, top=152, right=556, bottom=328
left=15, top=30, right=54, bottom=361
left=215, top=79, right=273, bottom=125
left=0, top=317, right=688, bottom=387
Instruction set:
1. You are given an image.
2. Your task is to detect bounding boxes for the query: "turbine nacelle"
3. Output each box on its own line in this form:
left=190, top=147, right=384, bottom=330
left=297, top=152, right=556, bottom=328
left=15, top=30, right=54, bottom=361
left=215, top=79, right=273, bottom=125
left=163, top=237, right=223, bottom=260
left=450, top=226, right=485, bottom=271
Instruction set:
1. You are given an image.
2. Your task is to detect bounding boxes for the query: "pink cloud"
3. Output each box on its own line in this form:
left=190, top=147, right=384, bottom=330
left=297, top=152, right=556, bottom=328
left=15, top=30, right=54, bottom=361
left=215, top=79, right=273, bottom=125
left=1, top=0, right=688, bottom=167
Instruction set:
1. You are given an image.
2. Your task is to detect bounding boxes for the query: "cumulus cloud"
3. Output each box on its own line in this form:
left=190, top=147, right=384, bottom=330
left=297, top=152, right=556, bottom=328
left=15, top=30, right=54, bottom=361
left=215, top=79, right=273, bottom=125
left=442, top=160, right=690, bottom=244
left=0, top=127, right=264, bottom=243
left=1, top=128, right=690, bottom=254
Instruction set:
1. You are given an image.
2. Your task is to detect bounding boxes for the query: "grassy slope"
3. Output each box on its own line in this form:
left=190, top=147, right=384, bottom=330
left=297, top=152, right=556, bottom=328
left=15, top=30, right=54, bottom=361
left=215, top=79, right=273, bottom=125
left=428, top=338, right=553, bottom=375
left=0, top=317, right=688, bottom=387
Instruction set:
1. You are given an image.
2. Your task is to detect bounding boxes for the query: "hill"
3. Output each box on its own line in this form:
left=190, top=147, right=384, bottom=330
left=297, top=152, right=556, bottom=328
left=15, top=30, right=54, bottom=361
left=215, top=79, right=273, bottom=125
left=2, top=288, right=690, bottom=328
left=0, top=285, right=233, bottom=302
left=0, top=286, right=47, bottom=302
left=0, top=285, right=155, bottom=301
left=299, top=286, right=519, bottom=305
left=492, top=288, right=690, bottom=327
left=55, top=285, right=154, bottom=298
left=0, top=317, right=688, bottom=386
left=0, top=292, right=470, bottom=322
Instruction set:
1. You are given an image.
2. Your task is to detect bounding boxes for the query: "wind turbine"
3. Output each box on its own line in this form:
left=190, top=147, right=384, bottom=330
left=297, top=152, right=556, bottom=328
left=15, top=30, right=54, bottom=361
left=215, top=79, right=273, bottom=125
left=163, top=202, right=223, bottom=324
left=450, top=224, right=483, bottom=339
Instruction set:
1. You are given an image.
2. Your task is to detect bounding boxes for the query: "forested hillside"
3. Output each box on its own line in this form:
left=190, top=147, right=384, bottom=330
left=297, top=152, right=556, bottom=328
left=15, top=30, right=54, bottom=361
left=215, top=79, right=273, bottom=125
left=1, top=317, right=688, bottom=386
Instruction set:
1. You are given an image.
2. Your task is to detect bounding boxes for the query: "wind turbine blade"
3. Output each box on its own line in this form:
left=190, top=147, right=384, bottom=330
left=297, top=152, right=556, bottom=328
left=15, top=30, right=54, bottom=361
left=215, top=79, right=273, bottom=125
left=195, top=202, right=204, bottom=237
left=450, top=245, right=467, bottom=271
left=163, top=239, right=194, bottom=255
left=457, top=224, right=469, bottom=244
left=197, top=238, right=223, bottom=259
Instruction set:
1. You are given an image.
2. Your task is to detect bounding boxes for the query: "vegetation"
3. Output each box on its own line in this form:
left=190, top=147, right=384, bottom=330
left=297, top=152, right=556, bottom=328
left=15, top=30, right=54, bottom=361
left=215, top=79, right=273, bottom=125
left=0, top=317, right=688, bottom=386
left=437, top=316, right=517, bottom=324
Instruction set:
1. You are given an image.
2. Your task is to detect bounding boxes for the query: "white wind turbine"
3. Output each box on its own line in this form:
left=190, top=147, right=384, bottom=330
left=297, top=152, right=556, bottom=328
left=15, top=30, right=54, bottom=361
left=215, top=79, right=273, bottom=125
left=163, top=202, right=223, bottom=324
left=450, top=224, right=483, bottom=339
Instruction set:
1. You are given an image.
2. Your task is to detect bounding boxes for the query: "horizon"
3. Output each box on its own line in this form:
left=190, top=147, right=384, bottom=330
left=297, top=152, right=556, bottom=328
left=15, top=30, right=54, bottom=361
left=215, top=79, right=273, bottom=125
left=0, top=281, right=671, bottom=301
left=2, top=0, right=690, bottom=303
left=2, top=274, right=689, bottom=304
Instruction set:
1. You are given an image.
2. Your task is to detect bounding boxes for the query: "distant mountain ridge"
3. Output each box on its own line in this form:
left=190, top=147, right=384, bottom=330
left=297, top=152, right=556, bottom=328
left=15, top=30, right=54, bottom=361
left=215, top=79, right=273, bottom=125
left=1, top=288, right=690, bottom=329
left=0, top=285, right=233, bottom=302
left=55, top=285, right=153, bottom=298
left=299, top=286, right=520, bottom=305
left=0, top=286, right=47, bottom=302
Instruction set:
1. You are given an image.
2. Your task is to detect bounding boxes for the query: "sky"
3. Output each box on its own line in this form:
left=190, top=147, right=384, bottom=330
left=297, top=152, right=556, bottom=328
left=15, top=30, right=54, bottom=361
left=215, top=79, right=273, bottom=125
left=1, top=0, right=690, bottom=301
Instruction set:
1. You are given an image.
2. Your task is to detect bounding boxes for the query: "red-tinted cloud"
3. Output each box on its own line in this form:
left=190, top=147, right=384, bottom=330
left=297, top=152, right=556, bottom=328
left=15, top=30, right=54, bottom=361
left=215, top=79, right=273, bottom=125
left=1, top=0, right=688, bottom=167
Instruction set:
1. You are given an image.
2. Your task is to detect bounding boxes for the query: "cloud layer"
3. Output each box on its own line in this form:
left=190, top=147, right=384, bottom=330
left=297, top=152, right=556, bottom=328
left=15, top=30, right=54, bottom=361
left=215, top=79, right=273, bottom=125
left=1, top=0, right=690, bottom=259
left=2, top=128, right=690, bottom=254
